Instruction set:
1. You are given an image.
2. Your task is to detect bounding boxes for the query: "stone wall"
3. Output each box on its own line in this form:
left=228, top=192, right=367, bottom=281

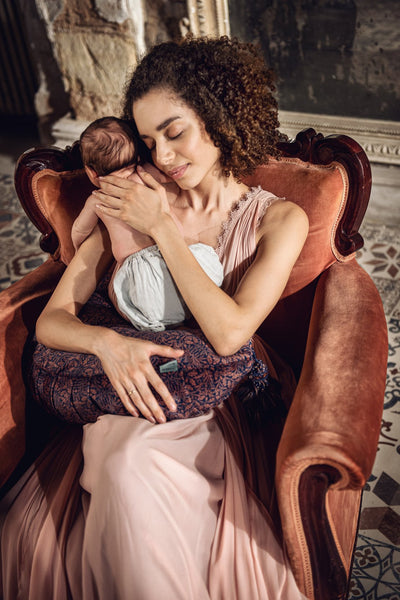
left=13, top=0, right=399, bottom=148
left=229, top=0, right=400, bottom=121
left=17, top=0, right=187, bottom=142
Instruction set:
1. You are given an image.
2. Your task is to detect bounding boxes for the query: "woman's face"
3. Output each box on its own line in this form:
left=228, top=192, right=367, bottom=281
left=132, top=88, right=221, bottom=190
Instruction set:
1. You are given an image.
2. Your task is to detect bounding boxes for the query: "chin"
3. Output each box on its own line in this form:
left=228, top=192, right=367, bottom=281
left=173, top=176, right=197, bottom=190
left=175, top=181, right=192, bottom=190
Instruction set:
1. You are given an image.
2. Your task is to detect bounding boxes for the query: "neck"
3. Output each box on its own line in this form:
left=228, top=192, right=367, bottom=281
left=177, top=174, right=249, bottom=213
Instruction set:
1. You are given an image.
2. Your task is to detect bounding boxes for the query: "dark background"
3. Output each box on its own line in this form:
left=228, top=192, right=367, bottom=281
left=229, top=0, right=400, bottom=121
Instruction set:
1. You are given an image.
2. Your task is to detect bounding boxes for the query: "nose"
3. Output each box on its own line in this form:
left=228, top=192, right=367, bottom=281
left=154, top=140, right=174, bottom=167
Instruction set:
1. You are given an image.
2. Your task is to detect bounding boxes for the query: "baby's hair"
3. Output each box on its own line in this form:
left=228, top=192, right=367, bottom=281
left=123, top=36, right=283, bottom=178
left=80, top=116, right=138, bottom=176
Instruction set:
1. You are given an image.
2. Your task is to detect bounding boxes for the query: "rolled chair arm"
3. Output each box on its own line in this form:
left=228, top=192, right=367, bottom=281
left=276, top=259, right=388, bottom=599
left=0, top=258, right=65, bottom=489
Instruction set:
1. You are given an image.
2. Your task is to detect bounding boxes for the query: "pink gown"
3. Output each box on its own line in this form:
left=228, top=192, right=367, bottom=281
left=0, top=187, right=306, bottom=599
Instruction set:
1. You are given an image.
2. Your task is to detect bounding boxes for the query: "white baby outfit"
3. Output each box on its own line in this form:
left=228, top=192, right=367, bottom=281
left=113, top=243, right=224, bottom=331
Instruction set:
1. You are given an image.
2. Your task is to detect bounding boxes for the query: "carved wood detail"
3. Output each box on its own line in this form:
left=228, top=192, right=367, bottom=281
left=278, top=128, right=371, bottom=256
left=186, top=0, right=230, bottom=37
left=14, top=142, right=83, bottom=255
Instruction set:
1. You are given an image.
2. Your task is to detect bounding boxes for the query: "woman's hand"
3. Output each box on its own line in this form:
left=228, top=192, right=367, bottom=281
left=93, top=167, right=173, bottom=237
left=95, top=329, right=184, bottom=424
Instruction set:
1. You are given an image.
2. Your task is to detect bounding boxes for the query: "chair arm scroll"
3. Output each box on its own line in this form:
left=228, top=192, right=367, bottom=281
left=276, top=259, right=387, bottom=599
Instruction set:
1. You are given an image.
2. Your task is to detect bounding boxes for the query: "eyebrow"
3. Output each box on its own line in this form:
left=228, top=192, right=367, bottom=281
left=140, top=116, right=180, bottom=139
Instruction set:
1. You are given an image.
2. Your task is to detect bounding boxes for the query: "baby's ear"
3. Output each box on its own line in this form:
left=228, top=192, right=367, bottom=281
left=85, top=165, right=100, bottom=186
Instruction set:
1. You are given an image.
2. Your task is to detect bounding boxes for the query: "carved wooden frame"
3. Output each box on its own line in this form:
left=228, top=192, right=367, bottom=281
left=186, top=0, right=230, bottom=37
left=14, top=142, right=84, bottom=255
left=277, top=128, right=372, bottom=256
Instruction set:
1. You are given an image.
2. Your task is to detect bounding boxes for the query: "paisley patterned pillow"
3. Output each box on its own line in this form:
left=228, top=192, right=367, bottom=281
left=28, top=272, right=266, bottom=424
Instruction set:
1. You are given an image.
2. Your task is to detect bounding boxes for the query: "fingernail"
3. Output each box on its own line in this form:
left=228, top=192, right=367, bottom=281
left=149, top=416, right=156, bottom=424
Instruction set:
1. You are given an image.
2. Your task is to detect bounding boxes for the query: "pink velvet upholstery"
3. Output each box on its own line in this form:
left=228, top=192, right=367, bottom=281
left=0, top=129, right=388, bottom=600
left=0, top=258, right=65, bottom=487
left=247, top=159, right=351, bottom=298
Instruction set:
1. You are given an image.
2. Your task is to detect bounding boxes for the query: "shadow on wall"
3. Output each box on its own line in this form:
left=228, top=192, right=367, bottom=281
left=229, top=0, right=400, bottom=121
left=0, top=0, right=70, bottom=147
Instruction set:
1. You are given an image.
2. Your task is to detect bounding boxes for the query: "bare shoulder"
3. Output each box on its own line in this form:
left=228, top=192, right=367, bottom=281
left=257, top=199, right=309, bottom=243
left=265, top=198, right=308, bottom=224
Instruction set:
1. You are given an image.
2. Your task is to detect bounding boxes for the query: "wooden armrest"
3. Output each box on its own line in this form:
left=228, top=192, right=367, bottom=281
left=0, top=258, right=65, bottom=488
left=276, top=259, right=387, bottom=599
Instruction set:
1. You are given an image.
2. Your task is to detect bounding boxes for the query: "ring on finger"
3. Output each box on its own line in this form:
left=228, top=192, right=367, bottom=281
left=128, top=385, right=139, bottom=397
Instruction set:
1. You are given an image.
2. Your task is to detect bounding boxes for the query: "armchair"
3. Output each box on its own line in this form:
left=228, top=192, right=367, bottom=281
left=0, top=129, right=387, bottom=600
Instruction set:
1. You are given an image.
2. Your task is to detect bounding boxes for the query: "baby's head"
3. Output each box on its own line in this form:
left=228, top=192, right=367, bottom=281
left=80, top=116, right=138, bottom=186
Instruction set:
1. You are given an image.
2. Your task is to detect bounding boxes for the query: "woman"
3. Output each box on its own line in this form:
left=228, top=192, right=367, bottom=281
left=3, top=37, right=308, bottom=599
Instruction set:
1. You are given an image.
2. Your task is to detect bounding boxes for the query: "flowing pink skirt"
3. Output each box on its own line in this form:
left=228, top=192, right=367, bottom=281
left=1, top=408, right=305, bottom=599
left=1, top=337, right=305, bottom=599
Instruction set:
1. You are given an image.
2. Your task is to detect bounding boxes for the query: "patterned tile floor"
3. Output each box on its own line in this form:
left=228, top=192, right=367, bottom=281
left=0, top=159, right=399, bottom=599
left=348, top=224, right=400, bottom=600
left=0, top=172, right=48, bottom=289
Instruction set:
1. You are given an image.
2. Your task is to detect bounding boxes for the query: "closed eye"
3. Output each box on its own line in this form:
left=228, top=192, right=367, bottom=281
left=168, top=131, right=183, bottom=140
left=146, top=131, right=184, bottom=153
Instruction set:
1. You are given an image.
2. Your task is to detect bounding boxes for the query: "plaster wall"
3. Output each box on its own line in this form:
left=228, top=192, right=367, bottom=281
left=229, top=0, right=400, bottom=121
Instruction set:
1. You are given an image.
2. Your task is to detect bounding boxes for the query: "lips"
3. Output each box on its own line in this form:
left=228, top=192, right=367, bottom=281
left=167, top=164, right=189, bottom=180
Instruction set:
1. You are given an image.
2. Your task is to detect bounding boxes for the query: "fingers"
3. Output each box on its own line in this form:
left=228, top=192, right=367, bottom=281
left=100, top=336, right=183, bottom=424
left=114, top=366, right=180, bottom=424
left=115, top=378, right=161, bottom=424
left=148, top=375, right=177, bottom=414
left=113, top=381, right=140, bottom=418
left=133, top=378, right=171, bottom=424
left=136, top=165, right=161, bottom=190
left=119, top=374, right=176, bottom=424
left=152, top=343, right=184, bottom=359
left=93, top=191, right=123, bottom=211
left=98, top=174, right=138, bottom=190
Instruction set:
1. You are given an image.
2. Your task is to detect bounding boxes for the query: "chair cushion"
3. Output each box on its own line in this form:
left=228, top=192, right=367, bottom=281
left=244, top=157, right=351, bottom=297
left=32, top=156, right=351, bottom=297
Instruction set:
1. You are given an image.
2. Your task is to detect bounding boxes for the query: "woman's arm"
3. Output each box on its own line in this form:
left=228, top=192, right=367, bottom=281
left=153, top=199, right=309, bottom=355
left=36, top=225, right=182, bottom=423
left=94, top=172, right=309, bottom=356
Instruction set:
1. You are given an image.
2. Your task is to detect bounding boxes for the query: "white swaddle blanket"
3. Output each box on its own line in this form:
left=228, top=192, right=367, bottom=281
left=113, top=242, right=224, bottom=331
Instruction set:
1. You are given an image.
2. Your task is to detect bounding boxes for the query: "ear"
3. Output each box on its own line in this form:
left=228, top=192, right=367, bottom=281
left=84, top=165, right=100, bottom=186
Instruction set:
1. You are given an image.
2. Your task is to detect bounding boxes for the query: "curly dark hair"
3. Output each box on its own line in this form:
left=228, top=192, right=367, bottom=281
left=122, top=36, right=282, bottom=178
